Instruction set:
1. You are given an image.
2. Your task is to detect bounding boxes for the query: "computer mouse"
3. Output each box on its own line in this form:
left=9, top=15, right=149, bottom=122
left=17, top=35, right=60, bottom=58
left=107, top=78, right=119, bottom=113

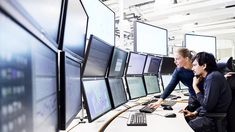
left=163, top=105, right=173, bottom=110
left=164, top=113, right=176, bottom=118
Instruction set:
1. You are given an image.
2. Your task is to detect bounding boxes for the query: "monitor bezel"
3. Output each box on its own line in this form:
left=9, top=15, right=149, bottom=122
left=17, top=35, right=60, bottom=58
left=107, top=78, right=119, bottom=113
left=58, top=51, right=82, bottom=130
left=57, top=0, right=89, bottom=60
left=143, top=54, right=162, bottom=75
left=143, top=75, right=161, bottom=95
left=106, top=77, right=128, bottom=108
left=184, top=33, right=217, bottom=58
left=134, top=21, right=168, bottom=56
left=125, top=51, right=147, bottom=76
left=82, top=78, right=112, bottom=123
left=82, top=34, right=114, bottom=78
left=0, top=6, right=59, bottom=131
left=107, top=47, right=128, bottom=77
left=125, top=76, right=147, bottom=100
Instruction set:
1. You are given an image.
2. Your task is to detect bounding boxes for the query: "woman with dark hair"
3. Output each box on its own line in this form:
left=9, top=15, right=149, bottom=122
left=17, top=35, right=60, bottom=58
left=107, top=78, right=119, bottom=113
left=149, top=48, right=203, bottom=111
left=180, top=52, right=232, bottom=132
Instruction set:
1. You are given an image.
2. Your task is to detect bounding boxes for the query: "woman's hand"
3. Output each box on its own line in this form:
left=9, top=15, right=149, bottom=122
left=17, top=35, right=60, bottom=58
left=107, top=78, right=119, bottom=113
left=148, top=98, right=163, bottom=108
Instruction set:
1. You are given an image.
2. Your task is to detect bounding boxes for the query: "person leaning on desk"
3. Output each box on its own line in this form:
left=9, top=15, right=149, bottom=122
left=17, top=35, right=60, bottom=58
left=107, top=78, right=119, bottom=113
left=180, top=52, right=232, bottom=132
left=149, top=47, right=204, bottom=111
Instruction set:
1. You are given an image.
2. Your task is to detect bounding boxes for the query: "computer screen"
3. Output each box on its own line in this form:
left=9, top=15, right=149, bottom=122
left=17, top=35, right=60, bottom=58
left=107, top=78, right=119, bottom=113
left=15, top=0, right=63, bottom=43
left=107, top=78, right=128, bottom=108
left=82, top=79, right=112, bottom=122
left=82, top=35, right=113, bottom=77
left=0, top=11, right=58, bottom=132
left=161, top=75, right=180, bottom=90
left=108, top=47, right=128, bottom=77
left=143, top=75, right=161, bottom=94
left=126, top=52, right=147, bottom=75
left=58, top=51, right=82, bottom=130
left=125, top=76, right=147, bottom=99
left=81, top=0, right=115, bottom=45
left=144, top=55, right=162, bottom=75
left=160, top=56, right=176, bottom=75
left=60, top=0, right=88, bottom=59
left=185, top=33, right=216, bottom=57
left=134, top=21, right=168, bottom=55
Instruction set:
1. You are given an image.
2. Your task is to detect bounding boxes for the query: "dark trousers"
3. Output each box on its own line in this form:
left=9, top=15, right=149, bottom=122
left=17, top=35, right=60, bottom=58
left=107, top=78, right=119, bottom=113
left=188, top=116, right=216, bottom=132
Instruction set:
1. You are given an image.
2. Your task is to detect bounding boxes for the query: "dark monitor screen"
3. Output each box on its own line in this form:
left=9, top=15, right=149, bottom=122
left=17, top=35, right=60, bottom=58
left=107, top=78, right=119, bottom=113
left=126, top=52, right=146, bottom=75
left=81, top=0, right=115, bottom=45
left=61, top=0, right=88, bottom=59
left=144, top=55, right=162, bottom=75
left=160, top=56, right=176, bottom=75
left=82, top=35, right=113, bottom=77
left=82, top=79, right=112, bottom=122
left=125, top=76, right=147, bottom=99
left=0, top=11, right=58, bottom=132
left=108, top=47, right=128, bottom=77
left=58, top=51, right=82, bottom=130
left=143, top=75, right=160, bottom=94
left=15, top=0, right=63, bottom=43
left=107, top=78, right=128, bottom=108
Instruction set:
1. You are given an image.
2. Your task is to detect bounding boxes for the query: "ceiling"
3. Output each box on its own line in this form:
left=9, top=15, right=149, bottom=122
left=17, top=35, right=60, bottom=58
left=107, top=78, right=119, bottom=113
left=102, top=0, right=235, bottom=47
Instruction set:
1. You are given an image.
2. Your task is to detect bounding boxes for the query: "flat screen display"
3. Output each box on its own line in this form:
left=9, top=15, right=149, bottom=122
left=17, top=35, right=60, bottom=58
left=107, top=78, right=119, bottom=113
left=58, top=51, right=82, bottom=130
left=125, top=76, right=146, bottom=99
left=82, top=79, right=112, bottom=122
left=62, top=0, right=88, bottom=59
left=161, top=75, right=180, bottom=90
left=135, top=21, right=168, bottom=55
left=144, top=55, right=162, bottom=75
left=185, top=34, right=216, bottom=57
left=108, top=47, right=128, bottom=77
left=0, top=11, right=58, bottom=132
left=144, top=75, right=161, bottom=94
left=81, top=0, right=115, bottom=45
left=82, top=35, right=113, bottom=77
left=15, top=0, right=63, bottom=42
left=126, top=52, right=146, bottom=75
left=160, top=56, right=176, bottom=75
left=107, top=78, right=128, bottom=108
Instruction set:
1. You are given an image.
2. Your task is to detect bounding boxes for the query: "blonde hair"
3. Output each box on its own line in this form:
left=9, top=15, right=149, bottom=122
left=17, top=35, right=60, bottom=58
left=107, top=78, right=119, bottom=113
left=176, top=48, right=195, bottom=60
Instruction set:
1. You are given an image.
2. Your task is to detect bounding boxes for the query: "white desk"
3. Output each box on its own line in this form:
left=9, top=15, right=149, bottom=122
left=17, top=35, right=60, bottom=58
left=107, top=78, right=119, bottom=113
left=64, top=94, right=193, bottom=132
left=104, top=102, right=193, bottom=132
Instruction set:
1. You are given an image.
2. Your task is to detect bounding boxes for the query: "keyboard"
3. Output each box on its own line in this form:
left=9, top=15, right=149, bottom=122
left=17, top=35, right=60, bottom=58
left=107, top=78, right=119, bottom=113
left=161, top=100, right=176, bottom=107
left=127, top=112, right=147, bottom=126
left=142, top=98, right=158, bottom=105
left=139, top=106, right=156, bottom=113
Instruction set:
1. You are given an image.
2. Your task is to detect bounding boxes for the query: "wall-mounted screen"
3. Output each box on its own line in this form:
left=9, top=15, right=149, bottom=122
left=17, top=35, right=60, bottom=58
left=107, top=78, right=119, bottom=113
left=185, top=33, right=216, bottom=57
left=60, top=0, right=88, bottom=59
left=143, top=75, right=161, bottom=94
left=82, top=35, right=113, bottom=77
left=82, top=79, right=112, bottom=122
left=125, top=76, right=146, bottom=99
left=81, top=0, right=115, bottom=45
left=134, top=21, right=168, bottom=55
left=0, top=11, right=58, bottom=132
left=126, top=52, right=146, bottom=75
left=14, top=0, right=63, bottom=43
left=160, top=56, right=176, bottom=75
left=107, top=78, right=128, bottom=108
left=144, top=55, right=162, bottom=75
left=108, top=47, right=128, bottom=77
left=58, top=51, right=82, bottom=130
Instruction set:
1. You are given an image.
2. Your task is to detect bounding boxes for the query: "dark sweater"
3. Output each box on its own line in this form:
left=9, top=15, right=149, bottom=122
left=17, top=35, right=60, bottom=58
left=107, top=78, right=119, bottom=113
left=160, top=67, right=203, bottom=99
left=196, top=71, right=232, bottom=114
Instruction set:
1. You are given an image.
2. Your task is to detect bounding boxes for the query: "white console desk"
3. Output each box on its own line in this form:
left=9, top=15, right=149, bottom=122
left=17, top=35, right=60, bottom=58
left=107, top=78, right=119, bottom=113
left=63, top=92, right=193, bottom=132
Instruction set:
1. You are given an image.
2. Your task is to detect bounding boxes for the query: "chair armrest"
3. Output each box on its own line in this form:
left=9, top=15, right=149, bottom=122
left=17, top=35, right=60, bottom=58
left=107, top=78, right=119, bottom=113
left=205, top=113, right=227, bottom=120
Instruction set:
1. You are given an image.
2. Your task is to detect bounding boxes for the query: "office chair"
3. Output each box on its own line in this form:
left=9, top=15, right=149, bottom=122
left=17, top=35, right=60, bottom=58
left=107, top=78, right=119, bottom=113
left=206, top=58, right=235, bottom=132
